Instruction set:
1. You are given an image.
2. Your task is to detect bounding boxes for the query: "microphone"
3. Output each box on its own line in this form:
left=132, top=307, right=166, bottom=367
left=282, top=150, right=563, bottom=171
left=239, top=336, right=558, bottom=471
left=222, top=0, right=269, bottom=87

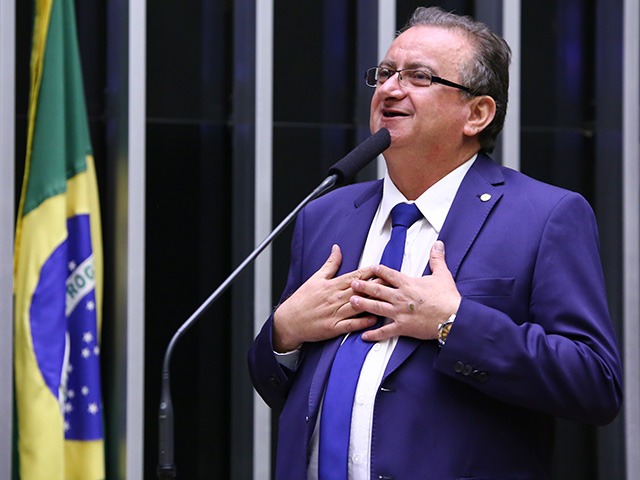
left=328, top=127, right=391, bottom=184
left=156, top=128, right=390, bottom=479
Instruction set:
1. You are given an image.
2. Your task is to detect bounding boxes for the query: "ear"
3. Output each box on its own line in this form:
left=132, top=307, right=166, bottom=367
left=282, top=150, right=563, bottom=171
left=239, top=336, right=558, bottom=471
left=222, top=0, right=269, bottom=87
left=463, top=95, right=497, bottom=137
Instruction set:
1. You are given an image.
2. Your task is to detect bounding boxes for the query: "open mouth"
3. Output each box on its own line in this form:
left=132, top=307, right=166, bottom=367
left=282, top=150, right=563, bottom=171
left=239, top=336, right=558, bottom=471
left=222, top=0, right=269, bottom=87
left=383, top=110, right=409, bottom=118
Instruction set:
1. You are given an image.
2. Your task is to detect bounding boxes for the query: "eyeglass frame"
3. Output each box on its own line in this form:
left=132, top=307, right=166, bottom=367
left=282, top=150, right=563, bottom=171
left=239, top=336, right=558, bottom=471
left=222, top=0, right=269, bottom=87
left=365, top=66, right=474, bottom=94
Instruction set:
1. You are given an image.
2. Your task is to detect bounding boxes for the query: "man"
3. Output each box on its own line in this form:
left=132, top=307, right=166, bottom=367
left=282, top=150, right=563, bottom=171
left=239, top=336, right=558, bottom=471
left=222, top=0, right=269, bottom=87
left=249, top=6, right=622, bottom=480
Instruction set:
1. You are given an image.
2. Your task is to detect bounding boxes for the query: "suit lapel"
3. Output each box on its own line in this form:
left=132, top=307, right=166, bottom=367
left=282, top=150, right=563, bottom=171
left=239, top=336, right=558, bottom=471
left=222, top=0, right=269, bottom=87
left=436, top=154, right=504, bottom=278
left=308, top=181, right=383, bottom=419
left=334, top=181, right=384, bottom=276
left=384, top=154, right=505, bottom=378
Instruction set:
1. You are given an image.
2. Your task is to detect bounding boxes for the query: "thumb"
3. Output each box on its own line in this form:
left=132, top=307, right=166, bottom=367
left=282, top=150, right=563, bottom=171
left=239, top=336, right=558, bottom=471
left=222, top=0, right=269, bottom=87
left=429, top=240, right=447, bottom=273
left=314, top=244, right=342, bottom=279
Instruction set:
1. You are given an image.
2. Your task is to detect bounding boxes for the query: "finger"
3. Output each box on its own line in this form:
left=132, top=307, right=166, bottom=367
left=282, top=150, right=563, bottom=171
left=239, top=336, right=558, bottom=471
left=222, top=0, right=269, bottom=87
left=361, top=322, right=398, bottom=342
left=334, top=266, right=368, bottom=286
left=349, top=294, right=394, bottom=318
left=354, top=265, right=379, bottom=281
left=335, top=314, right=378, bottom=334
left=312, top=244, right=343, bottom=280
left=358, top=265, right=403, bottom=290
left=428, top=240, right=448, bottom=274
left=351, top=279, right=389, bottom=300
left=333, top=294, right=366, bottom=317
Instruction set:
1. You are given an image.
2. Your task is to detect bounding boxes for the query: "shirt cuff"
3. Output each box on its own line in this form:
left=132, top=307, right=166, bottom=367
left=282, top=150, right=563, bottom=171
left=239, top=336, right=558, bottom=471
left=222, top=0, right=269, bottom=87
left=274, top=347, right=301, bottom=371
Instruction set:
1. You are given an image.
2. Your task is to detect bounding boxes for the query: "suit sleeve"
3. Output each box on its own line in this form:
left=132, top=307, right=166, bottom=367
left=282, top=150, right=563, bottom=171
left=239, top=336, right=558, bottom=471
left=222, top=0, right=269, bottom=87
left=248, top=315, right=298, bottom=411
left=248, top=211, right=306, bottom=411
left=434, top=193, right=622, bottom=425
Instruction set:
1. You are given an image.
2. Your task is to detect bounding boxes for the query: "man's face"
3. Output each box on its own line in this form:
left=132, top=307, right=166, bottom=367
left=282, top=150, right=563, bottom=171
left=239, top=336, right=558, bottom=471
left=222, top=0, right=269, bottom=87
left=369, top=26, right=475, bottom=156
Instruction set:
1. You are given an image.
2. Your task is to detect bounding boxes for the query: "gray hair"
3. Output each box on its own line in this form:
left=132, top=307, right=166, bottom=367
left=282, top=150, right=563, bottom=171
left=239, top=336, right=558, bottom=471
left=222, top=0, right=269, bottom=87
left=401, top=6, right=511, bottom=153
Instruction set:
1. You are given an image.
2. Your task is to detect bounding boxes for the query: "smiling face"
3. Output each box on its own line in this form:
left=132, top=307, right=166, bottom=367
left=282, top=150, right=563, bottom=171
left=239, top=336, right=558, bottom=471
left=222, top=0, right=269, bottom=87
left=369, top=25, right=479, bottom=162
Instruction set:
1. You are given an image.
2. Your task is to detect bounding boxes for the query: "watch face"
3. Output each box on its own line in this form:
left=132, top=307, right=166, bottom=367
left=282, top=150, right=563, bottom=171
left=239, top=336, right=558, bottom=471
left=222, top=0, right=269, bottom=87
left=441, top=324, right=450, bottom=340
left=438, top=319, right=454, bottom=346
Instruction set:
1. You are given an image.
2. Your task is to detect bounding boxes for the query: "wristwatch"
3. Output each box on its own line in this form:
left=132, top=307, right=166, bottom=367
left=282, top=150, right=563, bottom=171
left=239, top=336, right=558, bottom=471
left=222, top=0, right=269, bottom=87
left=437, top=314, right=456, bottom=347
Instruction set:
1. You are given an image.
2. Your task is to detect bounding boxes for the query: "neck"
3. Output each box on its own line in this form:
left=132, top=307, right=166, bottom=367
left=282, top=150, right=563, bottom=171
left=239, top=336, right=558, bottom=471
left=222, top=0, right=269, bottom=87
left=385, top=147, right=479, bottom=200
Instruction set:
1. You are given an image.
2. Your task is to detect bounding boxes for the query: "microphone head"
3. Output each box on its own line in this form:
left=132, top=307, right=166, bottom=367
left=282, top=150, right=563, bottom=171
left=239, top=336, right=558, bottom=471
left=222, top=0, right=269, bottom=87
left=327, top=128, right=391, bottom=186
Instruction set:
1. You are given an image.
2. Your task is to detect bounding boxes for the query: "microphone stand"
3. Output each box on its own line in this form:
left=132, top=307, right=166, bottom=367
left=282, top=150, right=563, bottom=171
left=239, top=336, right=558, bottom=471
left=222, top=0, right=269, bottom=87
left=156, top=127, right=390, bottom=478
left=156, top=173, right=338, bottom=479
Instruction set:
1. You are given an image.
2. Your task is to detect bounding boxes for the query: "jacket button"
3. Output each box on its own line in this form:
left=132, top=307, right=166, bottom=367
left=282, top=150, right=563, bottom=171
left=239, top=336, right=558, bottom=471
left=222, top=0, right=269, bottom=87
left=269, top=374, right=281, bottom=386
left=462, top=364, right=473, bottom=376
left=476, top=371, right=489, bottom=383
left=454, top=361, right=464, bottom=373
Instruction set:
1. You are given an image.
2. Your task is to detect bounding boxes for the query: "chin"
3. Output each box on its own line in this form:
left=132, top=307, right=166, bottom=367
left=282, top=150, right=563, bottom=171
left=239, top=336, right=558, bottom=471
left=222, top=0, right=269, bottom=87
left=373, top=120, right=393, bottom=135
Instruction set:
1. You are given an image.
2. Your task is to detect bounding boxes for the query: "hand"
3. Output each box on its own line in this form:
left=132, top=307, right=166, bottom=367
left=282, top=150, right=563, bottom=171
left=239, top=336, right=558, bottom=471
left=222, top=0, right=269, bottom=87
left=349, top=240, right=461, bottom=342
left=272, top=244, right=378, bottom=352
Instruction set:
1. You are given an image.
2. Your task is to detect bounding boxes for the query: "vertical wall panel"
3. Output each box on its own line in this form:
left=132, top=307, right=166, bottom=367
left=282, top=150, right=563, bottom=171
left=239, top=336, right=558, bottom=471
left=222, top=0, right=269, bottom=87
left=501, top=0, right=520, bottom=170
left=127, top=1, right=146, bottom=478
left=355, top=0, right=380, bottom=180
left=623, top=0, right=640, bottom=478
left=594, top=0, right=625, bottom=477
left=0, top=0, right=15, bottom=477
left=253, top=2, right=274, bottom=478
left=104, top=0, right=146, bottom=478
left=375, top=0, right=396, bottom=178
left=232, top=1, right=258, bottom=478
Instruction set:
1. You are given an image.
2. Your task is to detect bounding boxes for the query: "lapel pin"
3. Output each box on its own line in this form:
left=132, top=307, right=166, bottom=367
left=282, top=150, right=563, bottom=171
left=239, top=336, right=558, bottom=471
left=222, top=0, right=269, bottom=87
left=480, top=193, right=492, bottom=202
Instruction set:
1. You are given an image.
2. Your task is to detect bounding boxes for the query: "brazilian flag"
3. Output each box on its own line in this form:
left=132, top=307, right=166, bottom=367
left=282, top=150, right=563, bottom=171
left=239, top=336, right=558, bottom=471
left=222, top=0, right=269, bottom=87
left=13, top=0, right=105, bottom=478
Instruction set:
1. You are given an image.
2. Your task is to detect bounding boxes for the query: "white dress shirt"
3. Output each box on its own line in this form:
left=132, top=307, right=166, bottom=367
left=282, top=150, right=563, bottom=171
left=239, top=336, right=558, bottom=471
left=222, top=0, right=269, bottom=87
left=279, top=156, right=475, bottom=480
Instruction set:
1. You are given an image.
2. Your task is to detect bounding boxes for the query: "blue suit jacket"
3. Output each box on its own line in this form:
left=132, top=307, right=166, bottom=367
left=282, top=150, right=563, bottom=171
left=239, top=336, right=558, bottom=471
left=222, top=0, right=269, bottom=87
left=248, top=154, right=622, bottom=480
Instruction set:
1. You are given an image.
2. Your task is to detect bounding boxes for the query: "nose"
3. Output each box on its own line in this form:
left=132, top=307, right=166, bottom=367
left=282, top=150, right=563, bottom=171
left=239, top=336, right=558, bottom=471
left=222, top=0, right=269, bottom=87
left=376, top=73, right=406, bottom=97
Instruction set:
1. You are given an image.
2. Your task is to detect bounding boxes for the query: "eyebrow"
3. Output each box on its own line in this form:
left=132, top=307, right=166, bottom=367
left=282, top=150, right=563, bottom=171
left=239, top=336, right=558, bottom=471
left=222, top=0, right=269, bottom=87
left=379, top=60, right=435, bottom=73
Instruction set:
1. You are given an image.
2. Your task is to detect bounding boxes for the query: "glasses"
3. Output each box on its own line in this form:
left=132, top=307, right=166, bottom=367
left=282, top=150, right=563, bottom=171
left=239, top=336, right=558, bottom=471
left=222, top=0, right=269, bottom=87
left=365, top=67, right=472, bottom=94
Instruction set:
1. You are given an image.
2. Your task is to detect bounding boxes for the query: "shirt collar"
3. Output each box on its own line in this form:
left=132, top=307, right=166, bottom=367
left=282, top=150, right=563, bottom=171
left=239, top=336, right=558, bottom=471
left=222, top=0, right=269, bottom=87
left=380, top=154, right=477, bottom=233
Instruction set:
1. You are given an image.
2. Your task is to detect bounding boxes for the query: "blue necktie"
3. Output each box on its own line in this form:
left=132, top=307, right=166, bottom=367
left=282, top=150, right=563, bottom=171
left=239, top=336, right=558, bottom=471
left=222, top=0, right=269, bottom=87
left=318, top=202, right=422, bottom=480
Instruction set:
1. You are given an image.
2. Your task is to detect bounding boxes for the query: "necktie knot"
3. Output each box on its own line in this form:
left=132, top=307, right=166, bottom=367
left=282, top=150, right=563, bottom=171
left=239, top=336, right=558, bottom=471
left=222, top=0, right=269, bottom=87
left=390, top=202, right=422, bottom=229
left=379, top=203, right=422, bottom=271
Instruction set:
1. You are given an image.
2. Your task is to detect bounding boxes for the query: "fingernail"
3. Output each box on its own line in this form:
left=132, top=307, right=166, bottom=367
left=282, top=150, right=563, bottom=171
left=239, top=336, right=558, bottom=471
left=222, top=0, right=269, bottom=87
left=352, top=280, right=360, bottom=289
left=433, top=240, right=444, bottom=253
